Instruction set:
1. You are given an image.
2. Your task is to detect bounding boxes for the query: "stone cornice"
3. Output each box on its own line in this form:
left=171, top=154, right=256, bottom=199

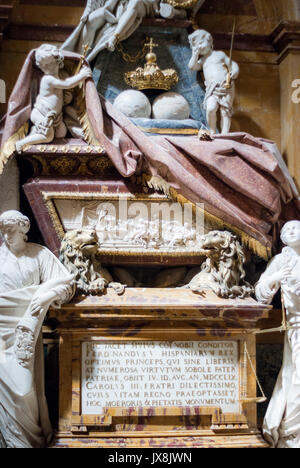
left=3, top=18, right=300, bottom=59
left=5, top=19, right=274, bottom=52
left=270, top=21, right=300, bottom=63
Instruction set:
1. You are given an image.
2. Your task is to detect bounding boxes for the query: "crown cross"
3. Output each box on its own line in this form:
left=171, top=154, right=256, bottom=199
left=145, top=38, right=158, bottom=55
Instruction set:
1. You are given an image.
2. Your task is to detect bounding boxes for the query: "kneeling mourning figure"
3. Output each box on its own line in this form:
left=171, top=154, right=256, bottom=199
left=0, top=211, right=74, bottom=448
left=256, top=220, right=300, bottom=449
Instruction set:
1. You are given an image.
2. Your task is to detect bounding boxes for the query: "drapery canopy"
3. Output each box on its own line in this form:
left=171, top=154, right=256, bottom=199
left=1, top=50, right=299, bottom=258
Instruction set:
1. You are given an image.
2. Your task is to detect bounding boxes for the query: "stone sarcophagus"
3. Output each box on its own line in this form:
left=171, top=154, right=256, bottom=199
left=50, top=289, right=270, bottom=448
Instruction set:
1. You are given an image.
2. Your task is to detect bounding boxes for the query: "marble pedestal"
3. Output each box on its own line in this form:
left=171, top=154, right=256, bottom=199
left=50, top=288, right=270, bottom=448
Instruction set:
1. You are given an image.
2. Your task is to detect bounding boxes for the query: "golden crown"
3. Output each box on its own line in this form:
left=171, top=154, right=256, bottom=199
left=124, top=38, right=179, bottom=91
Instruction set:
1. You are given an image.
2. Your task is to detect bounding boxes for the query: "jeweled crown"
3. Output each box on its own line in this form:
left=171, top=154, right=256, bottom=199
left=124, top=38, right=179, bottom=91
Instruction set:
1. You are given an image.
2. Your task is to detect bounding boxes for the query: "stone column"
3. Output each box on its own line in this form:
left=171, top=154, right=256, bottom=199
left=273, top=22, right=300, bottom=191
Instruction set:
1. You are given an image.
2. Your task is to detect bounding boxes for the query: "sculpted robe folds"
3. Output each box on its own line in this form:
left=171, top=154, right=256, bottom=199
left=0, top=243, right=73, bottom=448
left=256, top=247, right=300, bottom=448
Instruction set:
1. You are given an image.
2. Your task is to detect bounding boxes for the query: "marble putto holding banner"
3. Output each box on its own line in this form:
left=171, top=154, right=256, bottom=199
left=255, top=220, right=300, bottom=448
left=0, top=211, right=74, bottom=448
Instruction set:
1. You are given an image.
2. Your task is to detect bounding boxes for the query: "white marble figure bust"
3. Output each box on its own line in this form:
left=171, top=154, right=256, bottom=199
left=188, top=29, right=239, bottom=134
left=255, top=220, right=300, bottom=448
left=0, top=210, right=74, bottom=448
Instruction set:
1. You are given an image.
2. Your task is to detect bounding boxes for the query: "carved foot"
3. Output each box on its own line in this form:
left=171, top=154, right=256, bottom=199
left=89, top=278, right=107, bottom=294
left=188, top=284, right=207, bottom=297
left=109, top=282, right=126, bottom=295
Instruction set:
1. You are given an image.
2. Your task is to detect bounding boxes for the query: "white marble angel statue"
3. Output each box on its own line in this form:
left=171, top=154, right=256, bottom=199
left=0, top=210, right=74, bottom=448
left=188, top=29, right=239, bottom=134
left=15, top=44, right=92, bottom=154
left=255, top=220, right=300, bottom=448
left=62, top=0, right=206, bottom=62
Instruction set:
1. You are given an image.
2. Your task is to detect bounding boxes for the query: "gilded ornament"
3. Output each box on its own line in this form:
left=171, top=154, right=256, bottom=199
left=125, top=38, right=179, bottom=91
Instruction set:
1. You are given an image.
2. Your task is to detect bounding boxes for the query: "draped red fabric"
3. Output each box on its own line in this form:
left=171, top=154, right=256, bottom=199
left=1, top=51, right=300, bottom=251
left=86, top=84, right=300, bottom=249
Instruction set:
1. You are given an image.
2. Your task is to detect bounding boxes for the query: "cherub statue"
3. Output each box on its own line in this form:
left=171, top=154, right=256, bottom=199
left=15, top=44, right=92, bottom=153
left=255, top=220, right=300, bottom=448
left=0, top=210, right=74, bottom=448
left=188, top=29, right=239, bottom=135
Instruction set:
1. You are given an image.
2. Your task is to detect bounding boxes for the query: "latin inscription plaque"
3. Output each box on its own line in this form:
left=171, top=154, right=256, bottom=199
left=82, top=341, right=240, bottom=414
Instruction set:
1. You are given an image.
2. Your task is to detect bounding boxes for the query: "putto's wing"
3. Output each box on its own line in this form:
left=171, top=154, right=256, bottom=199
left=83, top=0, right=106, bottom=17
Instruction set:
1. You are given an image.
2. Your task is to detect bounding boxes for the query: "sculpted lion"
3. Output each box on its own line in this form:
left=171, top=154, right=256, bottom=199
left=59, top=229, right=126, bottom=295
left=184, top=230, right=253, bottom=299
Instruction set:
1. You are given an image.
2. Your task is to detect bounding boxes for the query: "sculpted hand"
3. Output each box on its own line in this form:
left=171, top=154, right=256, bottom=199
left=30, top=292, right=54, bottom=317
left=81, top=13, right=90, bottom=23
left=268, top=265, right=293, bottom=290
left=106, top=36, right=117, bottom=52
left=80, top=66, right=93, bottom=80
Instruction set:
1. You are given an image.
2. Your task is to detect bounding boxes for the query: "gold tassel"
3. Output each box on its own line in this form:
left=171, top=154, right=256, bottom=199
left=74, top=86, right=102, bottom=148
left=63, top=59, right=103, bottom=150
left=139, top=173, right=271, bottom=260
left=0, top=123, right=29, bottom=175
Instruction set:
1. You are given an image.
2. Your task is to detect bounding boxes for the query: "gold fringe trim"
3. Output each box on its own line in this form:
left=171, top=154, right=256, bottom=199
left=62, top=60, right=102, bottom=149
left=138, top=173, right=271, bottom=261
left=137, top=127, right=199, bottom=135
left=74, top=87, right=102, bottom=148
left=0, top=123, right=29, bottom=175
